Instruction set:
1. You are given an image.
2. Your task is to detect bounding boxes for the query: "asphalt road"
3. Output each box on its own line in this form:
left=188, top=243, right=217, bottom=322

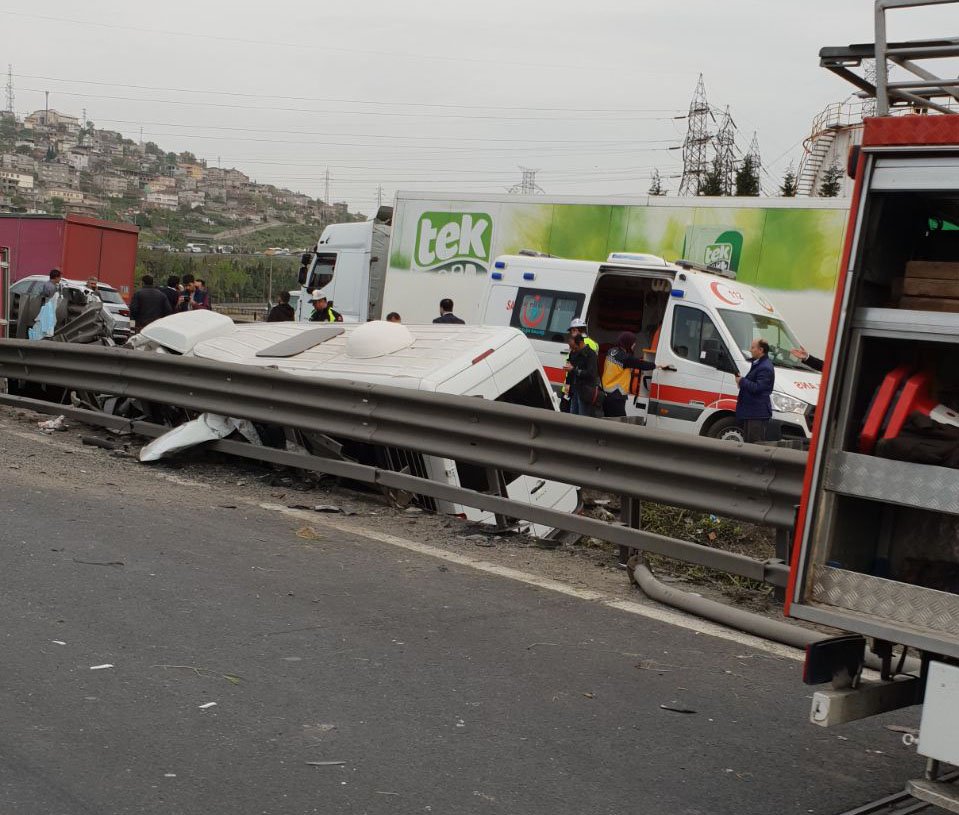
left=0, top=476, right=924, bottom=815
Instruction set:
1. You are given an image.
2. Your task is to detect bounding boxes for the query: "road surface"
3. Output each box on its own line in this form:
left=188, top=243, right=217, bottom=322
left=0, top=419, right=924, bottom=814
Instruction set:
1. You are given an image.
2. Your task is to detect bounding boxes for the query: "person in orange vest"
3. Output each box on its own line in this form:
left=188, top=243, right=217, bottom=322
left=601, top=331, right=659, bottom=417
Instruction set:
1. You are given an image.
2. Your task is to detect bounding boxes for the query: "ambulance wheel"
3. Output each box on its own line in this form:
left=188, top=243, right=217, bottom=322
left=706, top=416, right=744, bottom=443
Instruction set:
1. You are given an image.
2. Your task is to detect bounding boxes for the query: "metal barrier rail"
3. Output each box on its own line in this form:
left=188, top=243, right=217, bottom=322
left=0, top=391, right=792, bottom=588
left=0, top=339, right=806, bottom=529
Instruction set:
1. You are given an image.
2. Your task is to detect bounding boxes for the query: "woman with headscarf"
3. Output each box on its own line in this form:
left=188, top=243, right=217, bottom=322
left=601, top=331, right=659, bottom=418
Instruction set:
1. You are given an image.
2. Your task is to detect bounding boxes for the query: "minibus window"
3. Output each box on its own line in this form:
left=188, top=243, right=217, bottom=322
left=510, top=287, right=585, bottom=341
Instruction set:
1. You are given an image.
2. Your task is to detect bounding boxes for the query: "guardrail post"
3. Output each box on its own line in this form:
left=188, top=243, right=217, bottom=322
left=618, top=496, right=642, bottom=566
left=485, top=468, right=513, bottom=530
left=773, top=526, right=792, bottom=602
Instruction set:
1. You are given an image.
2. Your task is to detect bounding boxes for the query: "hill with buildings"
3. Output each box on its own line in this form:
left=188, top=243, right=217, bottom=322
left=0, top=107, right=362, bottom=250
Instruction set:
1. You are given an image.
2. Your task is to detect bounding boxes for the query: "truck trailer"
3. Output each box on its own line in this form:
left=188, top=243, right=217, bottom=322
left=788, top=2, right=959, bottom=808
left=0, top=214, right=139, bottom=303
left=297, top=194, right=849, bottom=354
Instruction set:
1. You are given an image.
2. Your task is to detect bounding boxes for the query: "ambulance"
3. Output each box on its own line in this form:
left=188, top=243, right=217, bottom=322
left=481, top=252, right=822, bottom=442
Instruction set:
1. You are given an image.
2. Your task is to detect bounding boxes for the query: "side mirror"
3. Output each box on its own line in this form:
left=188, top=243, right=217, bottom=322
left=297, top=265, right=308, bottom=286
left=300, top=252, right=313, bottom=266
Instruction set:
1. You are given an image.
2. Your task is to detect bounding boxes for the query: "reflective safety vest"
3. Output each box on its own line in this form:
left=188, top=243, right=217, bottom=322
left=584, top=335, right=598, bottom=353
left=311, top=308, right=336, bottom=322
left=601, top=346, right=632, bottom=395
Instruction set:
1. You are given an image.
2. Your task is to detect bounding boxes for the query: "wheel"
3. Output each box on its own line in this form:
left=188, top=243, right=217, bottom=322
left=706, top=416, right=745, bottom=443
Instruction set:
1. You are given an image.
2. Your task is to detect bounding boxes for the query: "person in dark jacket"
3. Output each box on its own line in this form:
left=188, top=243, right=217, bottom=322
left=601, top=331, right=659, bottom=417
left=790, top=345, right=823, bottom=372
left=735, top=338, right=775, bottom=443
left=267, top=291, right=296, bottom=322
left=564, top=333, right=601, bottom=418
left=162, top=276, right=181, bottom=311
left=433, top=298, right=465, bottom=324
left=193, top=278, right=212, bottom=310
left=130, top=274, right=172, bottom=331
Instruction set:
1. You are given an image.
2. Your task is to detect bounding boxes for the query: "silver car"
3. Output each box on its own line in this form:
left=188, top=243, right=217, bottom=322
left=8, top=275, right=132, bottom=342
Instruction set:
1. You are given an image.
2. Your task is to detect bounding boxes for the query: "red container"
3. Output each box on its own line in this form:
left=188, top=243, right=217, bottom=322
left=0, top=214, right=139, bottom=302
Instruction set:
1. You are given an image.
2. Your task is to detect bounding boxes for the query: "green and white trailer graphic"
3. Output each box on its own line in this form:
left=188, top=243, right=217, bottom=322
left=381, top=193, right=848, bottom=352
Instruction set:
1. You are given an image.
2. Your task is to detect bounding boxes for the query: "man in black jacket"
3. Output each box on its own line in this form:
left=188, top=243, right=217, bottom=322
left=267, top=291, right=296, bottom=322
left=433, top=298, right=465, bottom=324
left=162, top=276, right=180, bottom=311
left=564, top=333, right=601, bottom=418
left=130, top=274, right=172, bottom=331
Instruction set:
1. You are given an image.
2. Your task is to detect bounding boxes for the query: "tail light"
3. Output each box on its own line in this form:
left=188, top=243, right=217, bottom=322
left=119, top=308, right=130, bottom=317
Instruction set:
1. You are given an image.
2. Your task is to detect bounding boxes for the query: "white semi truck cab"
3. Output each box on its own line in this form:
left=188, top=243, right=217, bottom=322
left=296, top=208, right=392, bottom=323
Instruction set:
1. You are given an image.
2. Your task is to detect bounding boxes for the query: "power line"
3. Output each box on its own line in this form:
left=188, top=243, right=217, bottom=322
left=94, top=117, right=678, bottom=146
left=16, top=85, right=677, bottom=123
left=14, top=72, right=685, bottom=116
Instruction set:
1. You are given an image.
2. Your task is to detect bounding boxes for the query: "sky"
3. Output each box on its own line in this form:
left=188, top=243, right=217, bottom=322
left=2, top=1, right=957, bottom=212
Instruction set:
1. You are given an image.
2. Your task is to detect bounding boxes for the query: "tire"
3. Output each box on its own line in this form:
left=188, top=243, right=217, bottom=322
left=706, top=416, right=745, bottom=443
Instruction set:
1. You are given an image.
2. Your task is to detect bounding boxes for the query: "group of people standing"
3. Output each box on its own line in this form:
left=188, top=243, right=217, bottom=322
left=562, top=317, right=664, bottom=419
left=129, top=274, right=212, bottom=331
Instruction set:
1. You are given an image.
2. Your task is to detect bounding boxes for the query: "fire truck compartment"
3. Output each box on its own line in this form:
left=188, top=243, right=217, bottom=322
left=792, top=175, right=959, bottom=656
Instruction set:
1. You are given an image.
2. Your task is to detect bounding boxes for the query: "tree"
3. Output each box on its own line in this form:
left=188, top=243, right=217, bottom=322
left=648, top=168, right=666, bottom=196
left=819, top=161, right=843, bottom=197
left=734, top=155, right=760, bottom=196
left=50, top=197, right=65, bottom=214
left=699, top=157, right=724, bottom=196
left=780, top=163, right=798, bottom=197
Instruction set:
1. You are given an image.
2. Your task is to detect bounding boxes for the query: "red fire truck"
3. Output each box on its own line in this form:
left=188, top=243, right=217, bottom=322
left=787, top=1, right=959, bottom=808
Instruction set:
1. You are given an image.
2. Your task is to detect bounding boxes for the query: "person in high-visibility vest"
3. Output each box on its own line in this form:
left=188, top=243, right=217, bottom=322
left=309, top=291, right=342, bottom=323
left=568, top=317, right=598, bottom=352
left=561, top=317, right=598, bottom=411
left=601, top=331, right=658, bottom=417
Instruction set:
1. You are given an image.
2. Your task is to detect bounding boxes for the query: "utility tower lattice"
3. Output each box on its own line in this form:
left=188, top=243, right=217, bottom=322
left=509, top=167, right=544, bottom=195
left=747, top=131, right=762, bottom=178
left=5, top=65, right=14, bottom=114
left=714, top=106, right=737, bottom=196
left=679, top=74, right=711, bottom=196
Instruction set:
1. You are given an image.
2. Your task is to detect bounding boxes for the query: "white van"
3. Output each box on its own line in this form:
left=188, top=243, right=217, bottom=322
left=136, top=314, right=578, bottom=535
left=481, top=253, right=822, bottom=442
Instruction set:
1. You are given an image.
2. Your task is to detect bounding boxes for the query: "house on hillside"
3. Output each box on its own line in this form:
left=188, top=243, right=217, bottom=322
left=24, top=109, right=81, bottom=134
left=38, top=162, right=76, bottom=188
left=93, top=174, right=131, bottom=198
left=0, top=171, right=35, bottom=195
left=145, top=190, right=178, bottom=210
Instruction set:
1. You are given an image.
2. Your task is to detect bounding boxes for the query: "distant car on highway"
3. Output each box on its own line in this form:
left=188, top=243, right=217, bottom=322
left=9, top=275, right=131, bottom=341
left=185, top=243, right=207, bottom=254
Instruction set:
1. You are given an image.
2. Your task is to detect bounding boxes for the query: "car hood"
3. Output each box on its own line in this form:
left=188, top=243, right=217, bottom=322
left=772, top=365, right=821, bottom=404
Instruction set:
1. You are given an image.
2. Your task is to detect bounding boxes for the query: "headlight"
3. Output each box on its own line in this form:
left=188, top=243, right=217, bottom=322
left=770, top=391, right=807, bottom=415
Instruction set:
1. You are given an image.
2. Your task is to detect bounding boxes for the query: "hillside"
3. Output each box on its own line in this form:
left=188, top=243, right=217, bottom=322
left=0, top=107, right=364, bottom=245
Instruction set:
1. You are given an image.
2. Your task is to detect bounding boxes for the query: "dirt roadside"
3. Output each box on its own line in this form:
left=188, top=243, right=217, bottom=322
left=0, top=404, right=781, bottom=613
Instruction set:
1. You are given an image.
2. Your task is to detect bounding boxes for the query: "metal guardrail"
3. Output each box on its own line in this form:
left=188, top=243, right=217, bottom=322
left=0, top=340, right=808, bottom=585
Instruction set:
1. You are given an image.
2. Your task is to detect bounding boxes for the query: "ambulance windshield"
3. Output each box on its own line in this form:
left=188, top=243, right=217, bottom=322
left=718, top=309, right=808, bottom=370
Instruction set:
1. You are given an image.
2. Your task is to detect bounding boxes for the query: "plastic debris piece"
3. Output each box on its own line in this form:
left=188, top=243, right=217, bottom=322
left=659, top=704, right=697, bottom=714
left=38, top=415, right=67, bottom=433
left=52, top=640, right=66, bottom=645
left=312, top=505, right=342, bottom=513
left=89, top=664, right=114, bottom=670
left=198, top=702, right=218, bottom=710
left=305, top=761, right=346, bottom=766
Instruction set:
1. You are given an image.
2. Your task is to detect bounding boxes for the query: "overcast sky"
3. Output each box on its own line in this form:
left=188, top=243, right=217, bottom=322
left=3, top=1, right=956, bottom=211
